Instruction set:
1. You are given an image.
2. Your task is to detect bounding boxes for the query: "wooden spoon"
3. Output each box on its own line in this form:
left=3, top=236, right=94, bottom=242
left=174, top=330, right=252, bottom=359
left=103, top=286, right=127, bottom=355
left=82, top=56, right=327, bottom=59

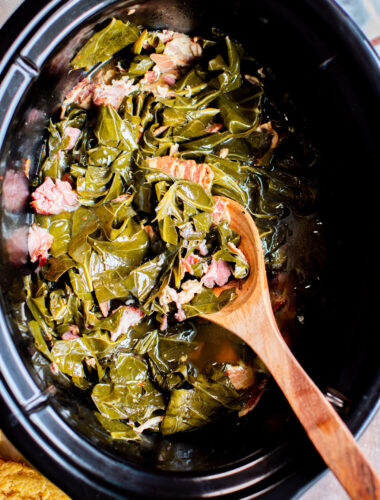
left=202, top=196, right=380, bottom=500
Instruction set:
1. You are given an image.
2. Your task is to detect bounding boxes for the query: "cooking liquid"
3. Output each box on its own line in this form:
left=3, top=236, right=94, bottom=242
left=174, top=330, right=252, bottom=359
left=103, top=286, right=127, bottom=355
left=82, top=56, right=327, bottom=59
left=190, top=320, right=255, bottom=371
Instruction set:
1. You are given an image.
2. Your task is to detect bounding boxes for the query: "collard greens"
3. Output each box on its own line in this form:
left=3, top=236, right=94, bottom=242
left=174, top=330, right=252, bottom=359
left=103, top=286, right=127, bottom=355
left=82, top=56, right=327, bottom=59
left=12, top=19, right=320, bottom=440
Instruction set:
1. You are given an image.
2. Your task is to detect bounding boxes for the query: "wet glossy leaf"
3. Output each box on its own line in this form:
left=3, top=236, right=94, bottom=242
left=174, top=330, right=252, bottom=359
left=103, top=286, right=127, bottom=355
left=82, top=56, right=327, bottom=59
left=183, top=288, right=236, bottom=318
left=129, top=55, right=154, bottom=75
left=217, top=88, right=261, bottom=134
left=95, top=106, right=139, bottom=151
left=28, top=320, right=53, bottom=362
left=92, top=353, right=165, bottom=422
left=161, top=371, right=244, bottom=434
left=125, top=251, right=174, bottom=303
left=93, top=268, right=131, bottom=304
left=71, top=19, right=140, bottom=70
left=96, top=413, right=141, bottom=441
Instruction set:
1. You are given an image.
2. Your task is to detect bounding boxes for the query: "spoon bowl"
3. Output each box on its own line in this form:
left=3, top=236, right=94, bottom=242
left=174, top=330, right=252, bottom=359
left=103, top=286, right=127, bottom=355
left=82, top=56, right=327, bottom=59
left=202, top=196, right=380, bottom=500
left=202, top=197, right=272, bottom=330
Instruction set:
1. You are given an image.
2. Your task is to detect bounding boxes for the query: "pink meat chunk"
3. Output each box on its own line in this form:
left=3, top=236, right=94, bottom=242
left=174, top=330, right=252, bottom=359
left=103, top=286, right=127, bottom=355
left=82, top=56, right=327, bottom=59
left=212, top=197, right=230, bottom=224
left=64, top=126, right=81, bottom=150
left=160, top=314, right=168, bottom=331
left=226, top=363, right=255, bottom=390
left=62, top=325, right=80, bottom=340
left=62, top=333, right=78, bottom=340
left=181, top=254, right=201, bottom=277
left=5, top=226, right=28, bottom=266
left=65, top=77, right=137, bottom=111
left=143, top=29, right=174, bottom=49
left=201, top=258, right=231, bottom=288
left=174, top=308, right=187, bottom=322
left=161, top=73, right=177, bottom=86
left=145, top=32, right=202, bottom=97
left=159, top=281, right=204, bottom=323
left=111, top=306, right=145, bottom=341
left=140, top=71, right=179, bottom=98
left=187, top=254, right=201, bottom=266
left=28, top=225, right=54, bottom=266
left=205, top=123, right=223, bottom=133
left=150, top=33, right=202, bottom=73
left=64, top=79, right=96, bottom=109
left=150, top=53, right=177, bottom=73
left=92, top=77, right=138, bottom=109
left=143, top=70, right=158, bottom=84
left=159, top=285, right=179, bottom=312
left=198, top=240, right=208, bottom=256
left=156, top=29, right=175, bottom=44
left=1, top=169, right=29, bottom=212
left=99, top=301, right=110, bottom=317
left=146, top=156, right=214, bottom=191
left=163, top=33, right=202, bottom=68
left=31, top=177, right=79, bottom=215
left=177, top=280, right=203, bottom=305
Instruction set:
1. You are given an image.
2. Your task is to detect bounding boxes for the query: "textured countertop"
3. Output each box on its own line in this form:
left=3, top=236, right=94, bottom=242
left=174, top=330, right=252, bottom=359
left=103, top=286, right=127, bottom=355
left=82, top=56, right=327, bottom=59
left=0, top=1, right=379, bottom=499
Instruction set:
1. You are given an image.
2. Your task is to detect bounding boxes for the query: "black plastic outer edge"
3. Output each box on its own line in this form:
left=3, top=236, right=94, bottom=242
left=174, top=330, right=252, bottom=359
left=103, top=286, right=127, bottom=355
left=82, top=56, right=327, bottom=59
left=20, top=0, right=112, bottom=69
left=305, top=0, right=380, bottom=99
left=0, top=0, right=64, bottom=77
left=0, top=0, right=379, bottom=498
left=0, top=60, right=37, bottom=163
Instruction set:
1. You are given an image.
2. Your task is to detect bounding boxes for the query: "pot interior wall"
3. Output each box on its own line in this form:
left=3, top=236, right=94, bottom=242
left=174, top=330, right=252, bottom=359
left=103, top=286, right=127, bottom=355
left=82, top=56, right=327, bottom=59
left=1, top=0, right=379, bottom=480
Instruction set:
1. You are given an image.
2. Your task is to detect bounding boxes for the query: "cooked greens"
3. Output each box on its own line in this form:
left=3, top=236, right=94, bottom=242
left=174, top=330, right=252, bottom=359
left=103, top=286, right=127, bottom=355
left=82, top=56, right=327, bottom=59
left=10, top=19, right=320, bottom=440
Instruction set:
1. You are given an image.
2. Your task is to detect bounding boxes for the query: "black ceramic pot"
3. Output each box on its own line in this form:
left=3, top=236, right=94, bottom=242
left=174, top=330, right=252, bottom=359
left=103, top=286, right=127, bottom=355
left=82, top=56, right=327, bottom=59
left=0, top=1, right=379, bottom=498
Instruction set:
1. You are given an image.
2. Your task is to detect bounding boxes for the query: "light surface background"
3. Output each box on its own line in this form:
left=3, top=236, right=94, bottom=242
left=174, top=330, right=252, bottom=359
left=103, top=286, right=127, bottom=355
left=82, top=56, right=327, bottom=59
left=0, top=1, right=379, bottom=499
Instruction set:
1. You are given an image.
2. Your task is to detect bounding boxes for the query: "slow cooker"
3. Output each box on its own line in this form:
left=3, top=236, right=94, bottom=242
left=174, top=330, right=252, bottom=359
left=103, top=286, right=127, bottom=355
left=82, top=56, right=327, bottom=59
left=0, top=0, right=379, bottom=498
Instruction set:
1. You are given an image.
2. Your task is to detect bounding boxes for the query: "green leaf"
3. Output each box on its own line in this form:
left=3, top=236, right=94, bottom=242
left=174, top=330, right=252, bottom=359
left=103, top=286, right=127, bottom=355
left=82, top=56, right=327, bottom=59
left=161, top=371, right=244, bottom=434
left=213, top=248, right=249, bottom=279
left=95, top=106, right=139, bottom=151
left=217, top=88, right=261, bottom=134
left=209, top=162, right=247, bottom=205
left=154, top=182, right=183, bottom=222
left=29, top=320, right=53, bottom=362
left=129, top=55, right=154, bottom=75
left=49, top=289, right=73, bottom=323
left=208, top=37, right=242, bottom=93
left=93, top=268, right=131, bottom=303
left=43, top=255, right=76, bottom=282
left=95, top=194, right=136, bottom=240
left=71, top=19, right=140, bottom=70
left=159, top=216, right=178, bottom=246
left=92, top=353, right=165, bottom=422
left=176, top=181, right=215, bottom=212
left=183, top=288, right=237, bottom=318
left=52, top=336, right=106, bottom=387
left=88, top=146, right=120, bottom=167
left=95, top=413, right=141, bottom=441
left=124, top=251, right=174, bottom=303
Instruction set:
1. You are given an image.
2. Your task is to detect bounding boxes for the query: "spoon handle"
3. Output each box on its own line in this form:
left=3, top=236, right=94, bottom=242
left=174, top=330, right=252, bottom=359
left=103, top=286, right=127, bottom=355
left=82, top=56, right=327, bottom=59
left=246, top=311, right=380, bottom=500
